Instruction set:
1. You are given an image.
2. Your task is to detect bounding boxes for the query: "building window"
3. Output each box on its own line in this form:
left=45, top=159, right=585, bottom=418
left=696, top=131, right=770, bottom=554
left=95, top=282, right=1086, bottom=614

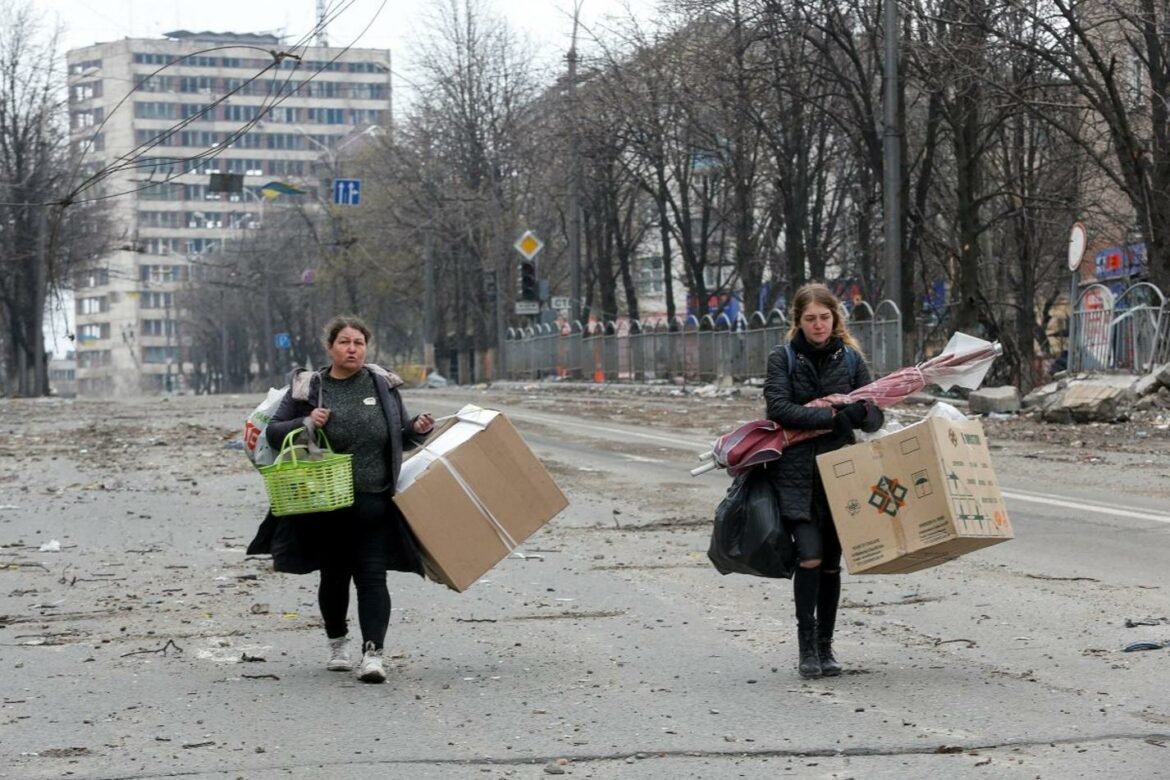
left=133, top=53, right=170, bottom=65
left=223, top=104, right=258, bottom=122
left=135, top=102, right=178, bottom=119
left=143, top=346, right=180, bottom=364
left=77, top=269, right=109, bottom=288
left=78, top=350, right=112, bottom=368
left=140, top=264, right=187, bottom=283
left=179, top=76, right=216, bottom=94
left=141, top=291, right=175, bottom=309
left=77, top=323, right=111, bottom=341
left=141, top=319, right=176, bottom=337
left=181, top=103, right=212, bottom=119
left=638, top=256, right=665, bottom=295
left=70, top=59, right=102, bottom=75
left=78, top=296, right=108, bottom=315
left=71, top=81, right=102, bottom=101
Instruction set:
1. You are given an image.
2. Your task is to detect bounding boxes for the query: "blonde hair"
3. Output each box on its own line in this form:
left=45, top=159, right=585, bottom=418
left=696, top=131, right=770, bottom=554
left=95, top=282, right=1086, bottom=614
left=786, top=283, right=863, bottom=354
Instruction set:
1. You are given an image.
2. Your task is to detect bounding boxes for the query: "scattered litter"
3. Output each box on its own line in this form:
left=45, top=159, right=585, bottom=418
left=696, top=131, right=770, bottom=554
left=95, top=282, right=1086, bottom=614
left=38, top=540, right=61, bottom=552
left=249, top=603, right=270, bottom=615
left=1125, top=618, right=1166, bottom=628
left=1122, top=641, right=1169, bottom=652
left=223, top=440, right=245, bottom=450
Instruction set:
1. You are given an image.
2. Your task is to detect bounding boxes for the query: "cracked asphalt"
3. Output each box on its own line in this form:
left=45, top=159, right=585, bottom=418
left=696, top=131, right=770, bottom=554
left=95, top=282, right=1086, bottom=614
left=2, top=385, right=1169, bottom=779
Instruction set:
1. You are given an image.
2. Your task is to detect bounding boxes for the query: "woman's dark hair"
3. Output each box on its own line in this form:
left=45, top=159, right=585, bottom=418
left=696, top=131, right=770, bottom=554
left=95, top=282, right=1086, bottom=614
left=323, top=315, right=372, bottom=347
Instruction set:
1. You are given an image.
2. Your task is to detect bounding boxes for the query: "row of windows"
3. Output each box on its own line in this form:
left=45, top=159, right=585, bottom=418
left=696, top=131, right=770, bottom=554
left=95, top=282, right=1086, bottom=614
left=134, top=101, right=383, bottom=126
left=143, top=346, right=180, bottom=364
left=140, top=264, right=188, bottom=282
left=78, top=296, right=108, bottom=315
left=132, top=53, right=384, bottom=74
left=69, top=59, right=102, bottom=75
left=77, top=323, right=111, bottom=341
left=128, top=74, right=387, bottom=101
left=71, top=108, right=104, bottom=129
left=78, top=350, right=112, bottom=368
left=138, top=210, right=258, bottom=229
left=77, top=269, right=110, bottom=288
left=141, top=291, right=174, bottom=308
left=71, top=133, right=105, bottom=153
left=137, top=156, right=306, bottom=178
left=136, top=235, right=228, bottom=256
left=141, top=319, right=177, bottom=337
left=133, top=128, right=341, bottom=152
left=72, top=81, right=102, bottom=101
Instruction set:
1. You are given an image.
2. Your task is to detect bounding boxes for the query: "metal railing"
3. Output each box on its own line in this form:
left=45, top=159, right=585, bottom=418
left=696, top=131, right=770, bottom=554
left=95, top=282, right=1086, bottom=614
left=504, top=299, right=903, bottom=382
left=1069, top=282, right=1168, bottom=373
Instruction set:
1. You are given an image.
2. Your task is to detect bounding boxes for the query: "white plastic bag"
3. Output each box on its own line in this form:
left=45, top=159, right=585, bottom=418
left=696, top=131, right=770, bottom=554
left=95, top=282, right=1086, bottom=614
left=243, top=387, right=288, bottom=468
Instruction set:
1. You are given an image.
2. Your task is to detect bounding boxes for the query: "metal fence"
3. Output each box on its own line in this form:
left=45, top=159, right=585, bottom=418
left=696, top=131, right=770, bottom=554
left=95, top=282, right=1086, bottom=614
left=1069, top=281, right=1169, bottom=373
left=503, top=299, right=903, bottom=382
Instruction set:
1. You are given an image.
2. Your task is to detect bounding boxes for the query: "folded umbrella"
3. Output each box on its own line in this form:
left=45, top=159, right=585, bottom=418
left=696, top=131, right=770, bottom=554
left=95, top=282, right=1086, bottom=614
left=693, top=332, right=1002, bottom=476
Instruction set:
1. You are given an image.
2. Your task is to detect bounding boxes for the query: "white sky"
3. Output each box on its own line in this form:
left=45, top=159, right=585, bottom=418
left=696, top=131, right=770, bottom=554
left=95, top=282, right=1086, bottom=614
left=36, top=0, right=654, bottom=357
left=34, top=0, right=656, bottom=94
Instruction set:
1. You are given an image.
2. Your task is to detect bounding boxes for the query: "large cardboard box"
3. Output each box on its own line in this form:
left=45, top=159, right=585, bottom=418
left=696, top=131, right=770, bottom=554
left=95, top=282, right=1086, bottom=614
left=394, top=406, right=568, bottom=591
left=816, top=415, right=1013, bottom=574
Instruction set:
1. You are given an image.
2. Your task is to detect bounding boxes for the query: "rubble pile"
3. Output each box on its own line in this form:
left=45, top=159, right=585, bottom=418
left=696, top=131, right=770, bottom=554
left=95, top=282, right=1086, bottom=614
left=1011, top=362, right=1170, bottom=424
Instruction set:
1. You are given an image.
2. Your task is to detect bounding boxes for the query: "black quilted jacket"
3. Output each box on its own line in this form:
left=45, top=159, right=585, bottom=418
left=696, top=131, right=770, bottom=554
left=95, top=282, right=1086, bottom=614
left=762, top=335, right=878, bottom=523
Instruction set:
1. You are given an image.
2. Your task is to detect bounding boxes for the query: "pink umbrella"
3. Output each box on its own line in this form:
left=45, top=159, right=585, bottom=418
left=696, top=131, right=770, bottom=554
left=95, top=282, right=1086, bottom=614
left=693, top=333, right=1002, bottom=476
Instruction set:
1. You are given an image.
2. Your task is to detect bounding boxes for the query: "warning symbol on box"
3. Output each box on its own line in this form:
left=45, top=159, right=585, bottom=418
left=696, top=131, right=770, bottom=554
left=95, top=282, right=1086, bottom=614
left=869, top=476, right=907, bottom=517
left=912, top=469, right=932, bottom=498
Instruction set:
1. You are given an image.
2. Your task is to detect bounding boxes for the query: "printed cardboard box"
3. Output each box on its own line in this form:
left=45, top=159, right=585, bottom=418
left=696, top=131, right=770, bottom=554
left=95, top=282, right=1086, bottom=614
left=816, top=415, right=1013, bottom=574
left=394, top=406, right=568, bottom=591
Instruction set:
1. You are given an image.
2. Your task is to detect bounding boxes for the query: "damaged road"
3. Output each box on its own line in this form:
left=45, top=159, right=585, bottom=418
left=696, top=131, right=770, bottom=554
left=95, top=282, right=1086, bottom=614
left=2, top=387, right=1169, bottom=779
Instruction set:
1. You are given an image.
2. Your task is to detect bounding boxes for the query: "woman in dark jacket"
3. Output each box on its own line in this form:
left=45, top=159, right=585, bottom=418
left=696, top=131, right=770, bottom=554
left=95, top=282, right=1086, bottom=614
left=247, top=315, right=434, bottom=684
left=763, top=284, right=883, bottom=679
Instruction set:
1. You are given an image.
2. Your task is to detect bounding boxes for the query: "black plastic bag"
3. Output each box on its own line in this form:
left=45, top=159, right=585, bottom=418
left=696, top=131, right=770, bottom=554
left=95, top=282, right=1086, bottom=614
left=707, top=467, right=796, bottom=579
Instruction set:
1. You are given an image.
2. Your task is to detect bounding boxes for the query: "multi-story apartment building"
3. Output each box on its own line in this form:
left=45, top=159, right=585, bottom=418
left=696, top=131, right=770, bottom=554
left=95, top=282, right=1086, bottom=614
left=66, top=30, right=391, bottom=396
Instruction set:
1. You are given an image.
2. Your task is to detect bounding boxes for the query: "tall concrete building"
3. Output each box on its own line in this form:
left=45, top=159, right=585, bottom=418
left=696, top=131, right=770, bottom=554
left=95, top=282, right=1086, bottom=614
left=66, top=31, right=391, bottom=396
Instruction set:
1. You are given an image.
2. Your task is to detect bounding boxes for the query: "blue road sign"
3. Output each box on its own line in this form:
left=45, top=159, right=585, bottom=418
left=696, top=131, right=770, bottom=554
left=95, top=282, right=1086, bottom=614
left=274, top=332, right=291, bottom=349
left=332, top=178, right=361, bottom=206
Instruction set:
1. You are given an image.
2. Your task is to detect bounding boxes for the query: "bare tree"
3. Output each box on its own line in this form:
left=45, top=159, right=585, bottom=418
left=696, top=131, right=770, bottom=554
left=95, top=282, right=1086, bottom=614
left=0, top=0, right=106, bottom=395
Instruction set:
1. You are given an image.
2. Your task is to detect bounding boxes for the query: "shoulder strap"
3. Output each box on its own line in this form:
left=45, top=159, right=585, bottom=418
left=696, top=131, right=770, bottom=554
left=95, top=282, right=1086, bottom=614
left=787, top=342, right=860, bottom=385
left=844, top=346, right=859, bottom=385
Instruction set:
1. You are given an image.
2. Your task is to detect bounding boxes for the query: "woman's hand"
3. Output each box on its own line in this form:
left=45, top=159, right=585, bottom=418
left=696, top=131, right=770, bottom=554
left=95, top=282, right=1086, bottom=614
left=412, top=413, right=435, bottom=435
left=306, top=407, right=331, bottom=428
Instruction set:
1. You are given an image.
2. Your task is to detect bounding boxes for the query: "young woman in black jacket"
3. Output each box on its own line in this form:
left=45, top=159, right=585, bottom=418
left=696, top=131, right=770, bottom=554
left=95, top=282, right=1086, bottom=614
left=763, top=284, right=883, bottom=678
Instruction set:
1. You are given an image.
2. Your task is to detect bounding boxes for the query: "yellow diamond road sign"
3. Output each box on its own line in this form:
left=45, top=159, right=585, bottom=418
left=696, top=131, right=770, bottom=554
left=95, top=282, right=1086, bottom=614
left=514, top=230, right=544, bottom=260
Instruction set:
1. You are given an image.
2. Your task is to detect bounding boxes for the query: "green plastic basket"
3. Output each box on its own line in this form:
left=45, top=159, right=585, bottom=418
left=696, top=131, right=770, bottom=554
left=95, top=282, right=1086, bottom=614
left=260, top=427, right=354, bottom=517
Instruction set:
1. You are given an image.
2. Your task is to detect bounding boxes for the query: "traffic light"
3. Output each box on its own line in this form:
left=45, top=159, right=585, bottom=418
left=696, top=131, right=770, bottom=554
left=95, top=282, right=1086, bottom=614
left=519, top=261, right=538, bottom=301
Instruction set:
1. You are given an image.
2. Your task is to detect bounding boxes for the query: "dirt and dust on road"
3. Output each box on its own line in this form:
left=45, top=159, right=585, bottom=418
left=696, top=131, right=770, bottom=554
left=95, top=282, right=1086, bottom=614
left=2, top=383, right=1170, bottom=780
left=459, top=378, right=1170, bottom=501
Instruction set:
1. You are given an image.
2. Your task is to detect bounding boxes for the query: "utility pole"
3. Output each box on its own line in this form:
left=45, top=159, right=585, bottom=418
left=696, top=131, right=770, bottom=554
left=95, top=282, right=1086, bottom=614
left=882, top=0, right=902, bottom=313
left=567, top=4, right=583, bottom=326
left=423, top=227, right=435, bottom=372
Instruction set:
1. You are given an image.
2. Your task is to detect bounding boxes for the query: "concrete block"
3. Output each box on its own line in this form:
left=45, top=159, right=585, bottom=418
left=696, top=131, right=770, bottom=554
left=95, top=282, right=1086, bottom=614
left=969, top=385, right=1022, bottom=414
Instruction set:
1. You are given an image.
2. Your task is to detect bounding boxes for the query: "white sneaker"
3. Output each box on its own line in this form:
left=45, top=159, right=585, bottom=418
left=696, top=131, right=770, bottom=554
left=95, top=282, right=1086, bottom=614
left=326, top=636, right=352, bottom=671
left=356, top=641, right=386, bottom=683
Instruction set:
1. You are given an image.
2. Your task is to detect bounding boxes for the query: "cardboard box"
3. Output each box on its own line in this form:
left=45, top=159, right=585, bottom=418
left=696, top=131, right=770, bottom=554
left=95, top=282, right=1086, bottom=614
left=816, top=415, right=1013, bottom=574
left=394, top=406, right=568, bottom=591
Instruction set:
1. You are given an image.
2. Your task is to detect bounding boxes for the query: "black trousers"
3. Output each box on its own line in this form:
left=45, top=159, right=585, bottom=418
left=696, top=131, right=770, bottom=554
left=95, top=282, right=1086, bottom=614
left=317, top=491, right=394, bottom=650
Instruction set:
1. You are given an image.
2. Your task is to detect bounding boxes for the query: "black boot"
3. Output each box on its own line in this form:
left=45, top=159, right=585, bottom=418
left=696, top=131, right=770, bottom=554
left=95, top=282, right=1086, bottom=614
left=798, top=622, right=822, bottom=679
left=817, top=569, right=842, bottom=676
left=794, top=566, right=822, bottom=678
left=817, top=637, right=842, bottom=676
